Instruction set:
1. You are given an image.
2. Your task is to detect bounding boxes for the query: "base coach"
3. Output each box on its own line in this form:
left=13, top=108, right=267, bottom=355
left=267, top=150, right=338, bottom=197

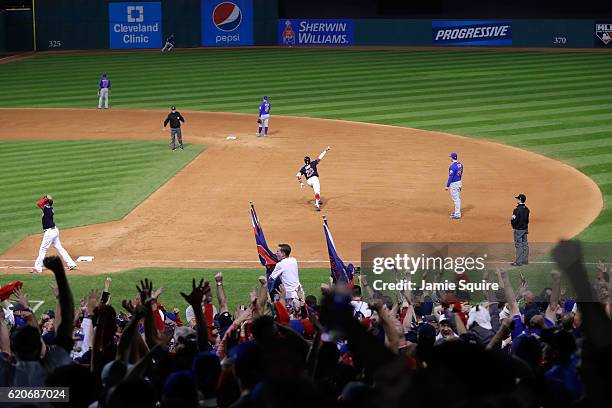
left=511, top=193, right=530, bottom=266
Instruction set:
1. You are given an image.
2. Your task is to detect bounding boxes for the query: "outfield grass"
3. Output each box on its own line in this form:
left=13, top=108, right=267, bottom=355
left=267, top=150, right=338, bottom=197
left=0, top=140, right=205, bottom=253
left=0, top=49, right=610, bottom=241
left=0, top=49, right=610, bottom=308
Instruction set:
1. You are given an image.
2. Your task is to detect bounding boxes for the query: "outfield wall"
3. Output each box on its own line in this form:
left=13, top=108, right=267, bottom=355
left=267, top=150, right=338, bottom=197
left=5, top=1, right=608, bottom=51
left=287, top=19, right=605, bottom=48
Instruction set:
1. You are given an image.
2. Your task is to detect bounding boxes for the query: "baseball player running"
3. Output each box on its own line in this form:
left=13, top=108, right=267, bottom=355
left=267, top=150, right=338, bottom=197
left=256, top=96, right=271, bottom=137
left=161, top=34, right=175, bottom=52
left=32, top=195, right=77, bottom=273
left=297, top=146, right=331, bottom=211
left=98, top=74, right=111, bottom=109
left=445, top=152, right=464, bottom=219
left=163, top=105, right=185, bottom=151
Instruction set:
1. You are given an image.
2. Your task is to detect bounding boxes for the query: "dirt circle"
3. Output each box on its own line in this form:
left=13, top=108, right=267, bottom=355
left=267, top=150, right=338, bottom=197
left=0, top=108, right=603, bottom=274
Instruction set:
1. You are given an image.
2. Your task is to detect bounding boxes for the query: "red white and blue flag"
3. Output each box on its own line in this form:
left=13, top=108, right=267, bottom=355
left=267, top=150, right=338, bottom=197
left=250, top=203, right=279, bottom=290
left=323, top=217, right=354, bottom=287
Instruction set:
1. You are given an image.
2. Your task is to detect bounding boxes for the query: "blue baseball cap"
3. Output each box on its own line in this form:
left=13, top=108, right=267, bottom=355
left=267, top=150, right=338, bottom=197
left=263, top=96, right=268, bottom=100
left=450, top=152, right=458, bottom=160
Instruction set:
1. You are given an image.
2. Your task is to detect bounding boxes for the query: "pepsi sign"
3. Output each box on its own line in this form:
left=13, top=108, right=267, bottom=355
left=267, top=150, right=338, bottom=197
left=201, top=0, right=253, bottom=46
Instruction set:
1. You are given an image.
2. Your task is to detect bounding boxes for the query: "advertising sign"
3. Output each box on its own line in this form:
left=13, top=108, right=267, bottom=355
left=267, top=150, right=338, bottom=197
left=432, top=20, right=512, bottom=46
left=279, top=19, right=354, bottom=46
left=201, top=0, right=253, bottom=46
left=109, top=2, right=162, bottom=49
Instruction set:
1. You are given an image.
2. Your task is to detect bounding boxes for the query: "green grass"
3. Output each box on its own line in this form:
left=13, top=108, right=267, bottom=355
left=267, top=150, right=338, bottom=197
left=0, top=140, right=205, bottom=253
left=0, top=264, right=580, bottom=314
left=0, top=268, right=330, bottom=314
left=1, top=49, right=610, bottom=240
left=1, top=48, right=611, bottom=308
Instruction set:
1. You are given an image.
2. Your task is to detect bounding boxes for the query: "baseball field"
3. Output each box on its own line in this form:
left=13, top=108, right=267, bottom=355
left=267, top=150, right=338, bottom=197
left=0, top=48, right=610, bottom=310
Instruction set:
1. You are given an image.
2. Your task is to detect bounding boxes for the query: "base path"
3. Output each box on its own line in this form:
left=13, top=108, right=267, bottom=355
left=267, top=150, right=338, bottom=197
left=0, top=109, right=602, bottom=274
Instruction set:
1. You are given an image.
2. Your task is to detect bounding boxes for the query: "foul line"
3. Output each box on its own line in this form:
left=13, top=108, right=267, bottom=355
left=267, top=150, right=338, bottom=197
left=0, top=259, right=602, bottom=269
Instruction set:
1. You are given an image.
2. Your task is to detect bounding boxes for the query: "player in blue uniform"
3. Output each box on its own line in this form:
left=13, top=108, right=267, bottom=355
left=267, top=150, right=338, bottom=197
left=296, top=146, right=331, bottom=211
left=161, top=34, right=175, bottom=52
left=445, top=152, right=464, bottom=219
left=98, top=74, right=111, bottom=109
left=257, top=96, right=271, bottom=137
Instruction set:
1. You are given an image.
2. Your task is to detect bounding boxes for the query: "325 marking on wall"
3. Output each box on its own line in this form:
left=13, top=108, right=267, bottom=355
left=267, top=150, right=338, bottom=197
left=48, top=40, right=62, bottom=48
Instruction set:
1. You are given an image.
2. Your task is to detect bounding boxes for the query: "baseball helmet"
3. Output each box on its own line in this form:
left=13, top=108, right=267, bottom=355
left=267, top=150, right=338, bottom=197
left=304, top=156, right=311, bottom=164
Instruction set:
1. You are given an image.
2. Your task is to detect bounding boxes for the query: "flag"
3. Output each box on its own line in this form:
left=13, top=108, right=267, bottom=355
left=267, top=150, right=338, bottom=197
left=250, top=202, right=279, bottom=292
left=0, top=281, right=22, bottom=301
left=323, top=217, right=354, bottom=287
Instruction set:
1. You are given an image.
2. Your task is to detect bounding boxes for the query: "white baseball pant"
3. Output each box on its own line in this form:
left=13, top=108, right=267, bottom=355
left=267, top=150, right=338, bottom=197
left=34, top=227, right=77, bottom=272
left=98, top=88, right=109, bottom=109
left=449, top=181, right=462, bottom=217
left=307, top=176, right=321, bottom=195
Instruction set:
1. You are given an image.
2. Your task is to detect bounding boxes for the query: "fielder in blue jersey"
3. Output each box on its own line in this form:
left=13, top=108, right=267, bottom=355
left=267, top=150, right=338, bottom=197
left=98, top=74, right=111, bottom=109
left=257, top=96, right=271, bottom=137
left=445, top=152, right=463, bottom=219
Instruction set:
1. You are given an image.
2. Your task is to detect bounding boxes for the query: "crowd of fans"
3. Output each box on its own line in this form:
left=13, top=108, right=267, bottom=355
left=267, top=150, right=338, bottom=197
left=0, top=241, right=611, bottom=408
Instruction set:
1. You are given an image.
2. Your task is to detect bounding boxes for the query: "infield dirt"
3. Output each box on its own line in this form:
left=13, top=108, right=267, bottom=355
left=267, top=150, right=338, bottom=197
left=0, top=108, right=602, bottom=274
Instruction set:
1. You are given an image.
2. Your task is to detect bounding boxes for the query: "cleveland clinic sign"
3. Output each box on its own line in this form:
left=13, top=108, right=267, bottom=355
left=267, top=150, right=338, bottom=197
left=109, top=2, right=162, bottom=49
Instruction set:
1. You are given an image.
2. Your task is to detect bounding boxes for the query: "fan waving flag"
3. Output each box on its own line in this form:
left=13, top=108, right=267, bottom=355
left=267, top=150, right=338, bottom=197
left=323, top=216, right=354, bottom=287
left=250, top=202, right=279, bottom=291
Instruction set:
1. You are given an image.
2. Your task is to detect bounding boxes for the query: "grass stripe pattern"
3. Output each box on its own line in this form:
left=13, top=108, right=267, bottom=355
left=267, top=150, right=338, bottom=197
left=0, top=140, right=205, bottom=253
left=0, top=48, right=611, bottom=242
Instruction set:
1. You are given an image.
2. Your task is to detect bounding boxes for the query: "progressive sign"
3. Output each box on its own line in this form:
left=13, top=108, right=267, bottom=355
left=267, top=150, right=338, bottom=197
left=432, top=21, right=512, bottom=46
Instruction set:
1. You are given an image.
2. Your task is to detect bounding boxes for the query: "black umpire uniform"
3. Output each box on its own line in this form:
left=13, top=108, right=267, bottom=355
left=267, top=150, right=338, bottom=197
left=164, top=106, right=185, bottom=150
left=511, top=194, right=530, bottom=266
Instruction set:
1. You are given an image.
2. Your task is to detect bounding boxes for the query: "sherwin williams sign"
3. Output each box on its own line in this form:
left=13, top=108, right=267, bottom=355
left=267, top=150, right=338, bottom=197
left=201, top=0, right=253, bottom=46
left=279, top=19, right=354, bottom=46
left=109, top=2, right=161, bottom=49
left=432, top=21, right=512, bottom=46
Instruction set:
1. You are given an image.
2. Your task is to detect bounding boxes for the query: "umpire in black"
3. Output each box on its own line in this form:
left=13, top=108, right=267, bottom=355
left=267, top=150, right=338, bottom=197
left=511, top=194, right=530, bottom=266
left=164, top=105, right=185, bottom=151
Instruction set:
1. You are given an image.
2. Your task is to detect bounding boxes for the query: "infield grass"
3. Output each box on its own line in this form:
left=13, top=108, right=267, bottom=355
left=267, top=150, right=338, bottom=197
left=0, top=264, right=580, bottom=315
left=0, top=140, right=205, bottom=253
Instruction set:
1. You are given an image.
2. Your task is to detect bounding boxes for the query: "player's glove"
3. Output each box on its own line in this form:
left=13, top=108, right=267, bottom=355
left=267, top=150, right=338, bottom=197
left=257, top=119, right=262, bottom=124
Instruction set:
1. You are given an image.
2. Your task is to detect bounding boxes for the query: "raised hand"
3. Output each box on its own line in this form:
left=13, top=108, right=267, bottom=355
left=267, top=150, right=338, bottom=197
left=42, top=256, right=64, bottom=275
left=12, top=288, right=30, bottom=309
left=180, top=278, right=208, bottom=307
left=368, top=298, right=384, bottom=312
left=86, top=288, right=100, bottom=314
left=136, top=278, right=153, bottom=304
left=104, top=277, right=112, bottom=292
left=153, top=287, right=164, bottom=300
left=122, top=299, right=135, bottom=314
